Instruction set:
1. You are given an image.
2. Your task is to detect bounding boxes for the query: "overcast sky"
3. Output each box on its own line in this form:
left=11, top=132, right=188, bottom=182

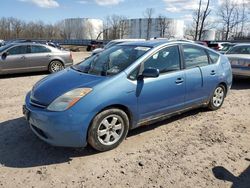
left=0, top=0, right=247, bottom=24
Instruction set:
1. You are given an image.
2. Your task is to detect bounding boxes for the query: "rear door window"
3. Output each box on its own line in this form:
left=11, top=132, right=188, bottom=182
left=30, top=45, right=51, bottom=53
left=207, top=50, right=220, bottom=64
left=183, top=45, right=209, bottom=68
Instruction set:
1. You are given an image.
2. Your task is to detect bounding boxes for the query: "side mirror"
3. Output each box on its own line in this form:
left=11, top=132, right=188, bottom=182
left=2, top=52, right=9, bottom=60
left=140, top=68, right=160, bottom=79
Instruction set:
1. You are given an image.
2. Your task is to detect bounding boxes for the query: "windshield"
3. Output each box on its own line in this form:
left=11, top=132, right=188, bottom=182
left=72, top=45, right=151, bottom=76
left=0, top=43, right=14, bottom=53
left=220, top=44, right=235, bottom=52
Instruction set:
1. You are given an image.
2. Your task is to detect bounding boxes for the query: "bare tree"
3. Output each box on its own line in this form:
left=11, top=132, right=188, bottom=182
left=193, top=0, right=202, bottom=40
left=157, top=15, right=170, bottom=38
left=218, top=0, right=240, bottom=40
left=10, top=18, right=23, bottom=38
left=234, top=0, right=248, bottom=38
left=104, top=15, right=129, bottom=40
left=192, top=0, right=211, bottom=41
left=198, top=0, right=211, bottom=40
left=119, top=18, right=129, bottom=39
left=144, top=8, right=155, bottom=40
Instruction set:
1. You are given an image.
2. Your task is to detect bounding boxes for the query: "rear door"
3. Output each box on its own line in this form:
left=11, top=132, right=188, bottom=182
left=1, top=45, right=29, bottom=74
left=182, top=44, right=211, bottom=106
left=182, top=44, right=219, bottom=106
left=25, top=45, right=52, bottom=71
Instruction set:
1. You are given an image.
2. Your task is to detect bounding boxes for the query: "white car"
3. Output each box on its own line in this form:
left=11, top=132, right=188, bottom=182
left=0, top=40, right=4, bottom=47
left=225, top=44, right=250, bottom=77
left=92, top=39, right=146, bottom=56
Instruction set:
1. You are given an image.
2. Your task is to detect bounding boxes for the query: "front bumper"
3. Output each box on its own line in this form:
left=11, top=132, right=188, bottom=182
left=24, top=92, right=92, bottom=147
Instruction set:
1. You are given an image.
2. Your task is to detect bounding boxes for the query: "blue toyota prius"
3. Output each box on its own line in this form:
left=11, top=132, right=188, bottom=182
left=23, top=40, right=232, bottom=151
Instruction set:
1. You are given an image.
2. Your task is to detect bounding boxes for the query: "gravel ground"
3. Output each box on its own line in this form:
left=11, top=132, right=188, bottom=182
left=0, top=52, right=249, bottom=188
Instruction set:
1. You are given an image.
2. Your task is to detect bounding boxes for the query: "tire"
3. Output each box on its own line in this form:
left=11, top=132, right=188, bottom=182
left=88, top=108, right=129, bottom=151
left=49, top=60, right=64, bottom=73
left=208, top=85, right=226, bottom=111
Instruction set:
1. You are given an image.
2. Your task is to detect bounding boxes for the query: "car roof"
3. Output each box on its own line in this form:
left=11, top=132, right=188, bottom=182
left=119, top=40, right=171, bottom=47
left=233, top=43, right=250, bottom=47
left=119, top=40, right=201, bottom=48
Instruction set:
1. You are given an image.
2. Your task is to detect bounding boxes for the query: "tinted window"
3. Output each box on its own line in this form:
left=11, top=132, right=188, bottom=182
left=31, top=45, right=51, bottom=53
left=144, top=46, right=180, bottom=74
left=7, top=45, right=28, bottom=55
left=183, top=45, right=209, bottom=68
left=227, top=46, right=250, bottom=54
left=207, top=50, right=220, bottom=64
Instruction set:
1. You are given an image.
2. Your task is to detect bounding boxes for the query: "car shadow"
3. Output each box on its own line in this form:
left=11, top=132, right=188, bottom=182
left=0, top=71, right=48, bottom=79
left=231, top=77, right=250, bottom=90
left=0, top=108, right=204, bottom=168
left=212, top=159, right=250, bottom=188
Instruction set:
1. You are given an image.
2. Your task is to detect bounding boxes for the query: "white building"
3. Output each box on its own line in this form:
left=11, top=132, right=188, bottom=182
left=201, top=30, right=216, bottom=41
left=123, top=18, right=184, bottom=39
left=63, top=18, right=103, bottom=40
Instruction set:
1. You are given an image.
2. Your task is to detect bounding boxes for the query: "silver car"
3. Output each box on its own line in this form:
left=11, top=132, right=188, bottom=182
left=226, top=44, right=250, bottom=77
left=0, top=43, right=73, bottom=75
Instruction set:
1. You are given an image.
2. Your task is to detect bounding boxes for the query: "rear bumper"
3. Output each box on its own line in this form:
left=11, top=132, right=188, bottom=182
left=24, top=92, right=92, bottom=147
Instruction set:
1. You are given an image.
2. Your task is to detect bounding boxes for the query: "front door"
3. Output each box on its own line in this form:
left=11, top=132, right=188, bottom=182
left=137, top=45, right=185, bottom=120
left=0, top=45, right=29, bottom=74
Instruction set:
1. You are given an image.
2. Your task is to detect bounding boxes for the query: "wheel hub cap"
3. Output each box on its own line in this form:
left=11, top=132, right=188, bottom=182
left=97, top=115, right=124, bottom=146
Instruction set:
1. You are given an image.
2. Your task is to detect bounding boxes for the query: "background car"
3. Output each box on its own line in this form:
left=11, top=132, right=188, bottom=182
left=86, top=40, right=104, bottom=52
left=208, top=42, right=231, bottom=51
left=24, top=40, right=232, bottom=151
left=91, top=39, right=146, bottom=56
left=0, top=42, right=73, bottom=75
left=218, top=43, right=236, bottom=54
left=225, top=44, right=250, bottom=77
left=0, top=40, right=5, bottom=47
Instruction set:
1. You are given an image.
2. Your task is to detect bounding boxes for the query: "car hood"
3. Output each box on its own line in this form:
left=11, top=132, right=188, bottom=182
left=31, top=68, right=107, bottom=106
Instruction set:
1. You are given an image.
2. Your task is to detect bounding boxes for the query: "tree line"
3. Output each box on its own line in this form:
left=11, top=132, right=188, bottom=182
left=0, top=17, right=64, bottom=40
left=0, top=0, right=249, bottom=41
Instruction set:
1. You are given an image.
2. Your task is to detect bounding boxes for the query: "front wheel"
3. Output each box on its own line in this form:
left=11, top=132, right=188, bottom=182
left=208, top=85, right=226, bottom=111
left=88, top=108, right=129, bottom=151
left=49, top=60, right=64, bottom=73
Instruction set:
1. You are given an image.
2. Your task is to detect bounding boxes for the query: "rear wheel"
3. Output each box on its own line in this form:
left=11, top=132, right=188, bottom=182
left=208, top=85, right=226, bottom=110
left=88, top=108, right=129, bottom=151
left=49, top=60, right=64, bottom=73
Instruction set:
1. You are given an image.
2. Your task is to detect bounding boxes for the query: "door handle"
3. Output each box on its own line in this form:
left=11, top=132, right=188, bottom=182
left=47, top=55, right=51, bottom=58
left=21, top=56, right=25, bottom=60
left=175, top=78, right=184, bottom=84
left=210, top=70, right=216, bottom=75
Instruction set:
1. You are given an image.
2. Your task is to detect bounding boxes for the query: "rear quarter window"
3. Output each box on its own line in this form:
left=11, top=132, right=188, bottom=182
left=207, top=50, right=220, bottom=64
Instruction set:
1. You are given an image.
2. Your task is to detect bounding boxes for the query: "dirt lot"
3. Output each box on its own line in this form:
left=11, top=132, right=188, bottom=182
left=0, top=52, right=249, bottom=188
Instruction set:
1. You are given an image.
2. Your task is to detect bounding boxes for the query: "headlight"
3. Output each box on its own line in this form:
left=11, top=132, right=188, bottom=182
left=47, top=88, right=92, bottom=111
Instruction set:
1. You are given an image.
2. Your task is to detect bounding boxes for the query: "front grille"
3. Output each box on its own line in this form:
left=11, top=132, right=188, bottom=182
left=30, top=99, right=47, bottom=108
